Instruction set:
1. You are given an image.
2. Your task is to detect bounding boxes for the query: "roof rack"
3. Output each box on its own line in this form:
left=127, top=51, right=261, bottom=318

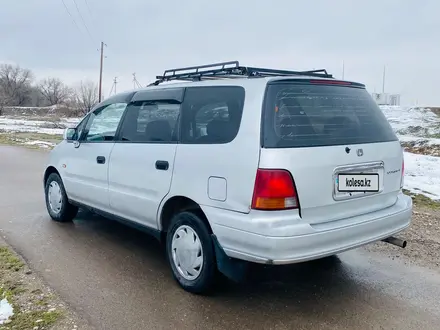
left=148, top=61, right=333, bottom=86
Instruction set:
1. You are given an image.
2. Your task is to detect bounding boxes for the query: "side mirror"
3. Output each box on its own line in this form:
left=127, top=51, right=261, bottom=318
left=63, top=128, right=76, bottom=141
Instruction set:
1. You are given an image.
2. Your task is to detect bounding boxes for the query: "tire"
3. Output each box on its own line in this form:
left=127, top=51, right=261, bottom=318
left=166, top=211, right=217, bottom=294
left=44, top=173, right=78, bottom=222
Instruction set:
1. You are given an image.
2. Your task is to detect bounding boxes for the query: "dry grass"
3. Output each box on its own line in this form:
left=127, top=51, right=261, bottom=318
left=0, top=246, right=62, bottom=329
left=0, top=243, right=87, bottom=329
left=0, top=132, right=62, bottom=149
left=403, top=189, right=440, bottom=210
left=401, top=141, right=440, bottom=157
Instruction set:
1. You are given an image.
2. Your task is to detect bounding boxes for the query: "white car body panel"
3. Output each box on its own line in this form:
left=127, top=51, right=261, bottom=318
left=258, top=141, right=404, bottom=225
left=108, top=143, right=177, bottom=228
left=45, top=75, right=413, bottom=266
left=208, top=192, right=411, bottom=264
left=58, top=141, right=114, bottom=212
left=161, top=80, right=265, bottom=226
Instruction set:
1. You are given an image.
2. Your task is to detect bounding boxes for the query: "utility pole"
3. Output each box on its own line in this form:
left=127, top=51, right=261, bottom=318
left=132, top=73, right=142, bottom=89
left=382, top=65, right=386, bottom=94
left=108, top=77, right=118, bottom=96
left=98, top=41, right=106, bottom=102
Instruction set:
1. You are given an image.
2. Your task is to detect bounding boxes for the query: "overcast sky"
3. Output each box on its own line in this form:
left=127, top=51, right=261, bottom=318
left=1, top=0, right=439, bottom=105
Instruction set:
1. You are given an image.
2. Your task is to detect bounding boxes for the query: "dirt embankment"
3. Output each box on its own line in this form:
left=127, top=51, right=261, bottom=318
left=429, top=107, right=440, bottom=117
left=401, top=140, right=440, bottom=157
left=364, top=195, right=440, bottom=271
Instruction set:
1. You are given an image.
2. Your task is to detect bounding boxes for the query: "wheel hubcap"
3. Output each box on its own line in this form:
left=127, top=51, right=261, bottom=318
left=171, top=225, right=203, bottom=280
left=48, top=181, right=62, bottom=214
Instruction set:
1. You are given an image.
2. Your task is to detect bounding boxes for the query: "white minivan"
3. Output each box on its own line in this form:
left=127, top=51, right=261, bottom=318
left=43, top=61, right=412, bottom=293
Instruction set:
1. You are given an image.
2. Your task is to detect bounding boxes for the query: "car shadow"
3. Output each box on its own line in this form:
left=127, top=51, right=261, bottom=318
left=70, top=208, right=353, bottom=292
left=55, top=209, right=391, bottom=328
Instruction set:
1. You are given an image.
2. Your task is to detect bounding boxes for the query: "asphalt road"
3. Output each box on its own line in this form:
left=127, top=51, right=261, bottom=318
left=1, top=145, right=440, bottom=330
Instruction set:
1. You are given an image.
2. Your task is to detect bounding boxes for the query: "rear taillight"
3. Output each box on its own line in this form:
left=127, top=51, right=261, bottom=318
left=251, top=169, right=299, bottom=210
left=400, top=156, right=405, bottom=189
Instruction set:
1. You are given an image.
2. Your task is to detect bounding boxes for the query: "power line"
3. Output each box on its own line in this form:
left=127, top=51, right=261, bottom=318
left=71, top=0, right=95, bottom=44
left=83, top=0, right=98, bottom=31
left=84, top=0, right=93, bottom=18
left=60, top=0, right=84, bottom=36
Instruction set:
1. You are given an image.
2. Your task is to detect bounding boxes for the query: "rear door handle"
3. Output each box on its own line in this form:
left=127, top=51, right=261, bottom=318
left=96, top=156, right=106, bottom=164
left=155, top=160, right=169, bottom=171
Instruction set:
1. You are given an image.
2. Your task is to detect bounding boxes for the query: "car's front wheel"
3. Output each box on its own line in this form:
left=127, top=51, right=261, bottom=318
left=44, top=173, right=78, bottom=222
left=166, top=211, right=217, bottom=294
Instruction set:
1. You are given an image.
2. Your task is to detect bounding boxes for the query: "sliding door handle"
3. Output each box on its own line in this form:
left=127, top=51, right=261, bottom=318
left=96, top=156, right=106, bottom=164
left=155, top=160, right=169, bottom=171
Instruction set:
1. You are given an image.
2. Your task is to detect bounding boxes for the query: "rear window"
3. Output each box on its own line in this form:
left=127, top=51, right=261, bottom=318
left=262, top=82, right=398, bottom=148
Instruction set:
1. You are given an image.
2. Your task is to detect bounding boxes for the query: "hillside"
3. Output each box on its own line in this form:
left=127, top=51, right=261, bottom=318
left=380, top=106, right=440, bottom=200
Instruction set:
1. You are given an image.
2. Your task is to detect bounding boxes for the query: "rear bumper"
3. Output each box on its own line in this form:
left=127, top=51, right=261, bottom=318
left=204, top=192, right=412, bottom=265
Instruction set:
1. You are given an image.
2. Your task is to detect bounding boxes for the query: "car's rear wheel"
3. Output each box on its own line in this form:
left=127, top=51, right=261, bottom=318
left=45, top=173, right=78, bottom=222
left=166, top=211, right=217, bottom=294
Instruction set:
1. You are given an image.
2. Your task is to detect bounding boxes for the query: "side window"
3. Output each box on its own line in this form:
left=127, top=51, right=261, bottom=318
left=180, top=86, right=245, bottom=144
left=118, top=101, right=180, bottom=143
left=83, top=103, right=127, bottom=142
left=72, top=115, right=89, bottom=140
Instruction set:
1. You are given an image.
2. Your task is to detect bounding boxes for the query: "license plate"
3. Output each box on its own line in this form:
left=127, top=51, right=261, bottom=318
left=337, top=173, right=379, bottom=192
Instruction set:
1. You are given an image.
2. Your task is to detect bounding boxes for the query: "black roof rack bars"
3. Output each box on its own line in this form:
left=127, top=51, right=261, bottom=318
left=148, top=61, right=333, bottom=86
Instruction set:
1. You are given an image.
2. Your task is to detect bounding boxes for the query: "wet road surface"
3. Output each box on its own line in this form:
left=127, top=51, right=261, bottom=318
left=1, top=145, right=440, bottom=329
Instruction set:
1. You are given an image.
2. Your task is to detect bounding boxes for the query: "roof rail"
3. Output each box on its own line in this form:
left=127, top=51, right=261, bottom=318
left=148, top=61, right=333, bottom=86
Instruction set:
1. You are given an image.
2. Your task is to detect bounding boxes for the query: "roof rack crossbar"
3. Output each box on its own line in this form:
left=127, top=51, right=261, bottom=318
left=244, top=66, right=331, bottom=78
left=162, top=61, right=240, bottom=78
left=148, top=61, right=333, bottom=86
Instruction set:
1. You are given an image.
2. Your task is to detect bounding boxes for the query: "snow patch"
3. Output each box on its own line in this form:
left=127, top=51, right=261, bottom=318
left=0, top=298, right=14, bottom=325
left=404, top=152, right=440, bottom=200
left=380, top=106, right=439, bottom=137
left=380, top=106, right=440, bottom=200
left=24, top=140, right=56, bottom=148
left=0, top=117, right=81, bottom=135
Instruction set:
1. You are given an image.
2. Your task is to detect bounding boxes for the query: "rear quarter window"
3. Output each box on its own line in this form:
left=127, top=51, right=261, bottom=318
left=180, top=86, right=245, bottom=144
left=262, top=82, right=398, bottom=148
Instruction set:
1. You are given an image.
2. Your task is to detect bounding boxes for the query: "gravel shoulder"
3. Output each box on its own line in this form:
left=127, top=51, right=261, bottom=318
left=0, top=238, right=93, bottom=330
left=364, top=194, right=440, bottom=271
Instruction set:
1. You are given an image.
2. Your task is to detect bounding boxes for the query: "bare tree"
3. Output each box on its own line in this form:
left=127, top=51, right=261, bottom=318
left=0, top=64, right=34, bottom=106
left=0, top=90, right=7, bottom=115
left=74, top=80, right=99, bottom=115
left=29, top=86, right=44, bottom=107
left=0, top=87, right=11, bottom=115
left=38, top=77, right=72, bottom=105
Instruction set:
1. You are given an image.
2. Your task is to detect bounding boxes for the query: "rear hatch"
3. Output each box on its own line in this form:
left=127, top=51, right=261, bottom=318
left=258, top=79, right=403, bottom=225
